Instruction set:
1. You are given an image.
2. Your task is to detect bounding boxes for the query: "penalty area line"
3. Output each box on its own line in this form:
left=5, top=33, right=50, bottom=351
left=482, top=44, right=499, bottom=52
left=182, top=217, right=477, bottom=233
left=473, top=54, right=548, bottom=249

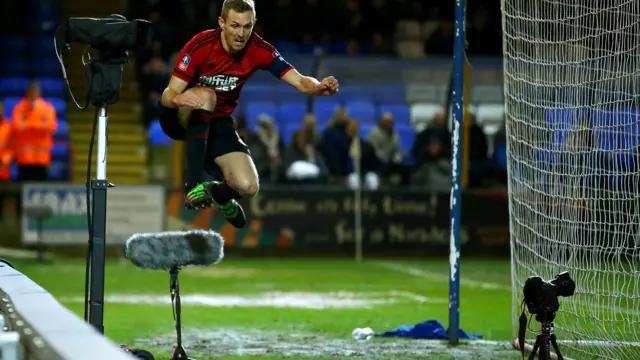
left=372, top=262, right=511, bottom=291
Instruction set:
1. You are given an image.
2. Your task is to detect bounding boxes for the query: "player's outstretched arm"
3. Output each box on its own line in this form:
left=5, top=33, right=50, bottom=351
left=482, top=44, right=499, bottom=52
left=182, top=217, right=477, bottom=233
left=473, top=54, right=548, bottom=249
left=281, top=69, right=339, bottom=96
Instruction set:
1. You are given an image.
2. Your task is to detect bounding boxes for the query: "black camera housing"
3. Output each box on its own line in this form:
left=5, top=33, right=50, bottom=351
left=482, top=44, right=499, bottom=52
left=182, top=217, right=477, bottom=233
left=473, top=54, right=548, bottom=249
left=55, top=14, right=152, bottom=106
left=523, top=271, right=576, bottom=321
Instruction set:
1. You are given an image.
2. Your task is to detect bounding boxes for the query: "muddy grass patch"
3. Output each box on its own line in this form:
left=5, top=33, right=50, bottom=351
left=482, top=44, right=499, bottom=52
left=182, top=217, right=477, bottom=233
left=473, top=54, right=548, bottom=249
left=134, top=328, right=514, bottom=359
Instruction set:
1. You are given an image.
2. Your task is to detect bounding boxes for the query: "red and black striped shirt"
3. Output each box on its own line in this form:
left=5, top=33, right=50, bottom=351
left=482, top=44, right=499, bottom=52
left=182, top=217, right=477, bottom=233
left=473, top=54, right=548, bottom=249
left=172, top=28, right=294, bottom=117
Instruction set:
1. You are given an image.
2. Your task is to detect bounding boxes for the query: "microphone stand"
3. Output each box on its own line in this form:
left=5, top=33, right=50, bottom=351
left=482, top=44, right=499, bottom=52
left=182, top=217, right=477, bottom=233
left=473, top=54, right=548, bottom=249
left=169, top=266, right=194, bottom=360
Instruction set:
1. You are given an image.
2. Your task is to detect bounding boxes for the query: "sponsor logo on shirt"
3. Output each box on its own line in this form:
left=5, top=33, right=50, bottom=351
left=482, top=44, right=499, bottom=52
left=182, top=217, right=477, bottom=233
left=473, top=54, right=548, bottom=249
left=178, top=54, right=191, bottom=71
left=197, top=75, right=239, bottom=92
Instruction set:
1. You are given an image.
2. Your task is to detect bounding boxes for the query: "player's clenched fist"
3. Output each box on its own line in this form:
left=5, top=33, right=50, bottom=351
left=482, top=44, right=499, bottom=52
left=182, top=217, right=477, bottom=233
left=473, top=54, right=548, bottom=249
left=319, top=76, right=339, bottom=96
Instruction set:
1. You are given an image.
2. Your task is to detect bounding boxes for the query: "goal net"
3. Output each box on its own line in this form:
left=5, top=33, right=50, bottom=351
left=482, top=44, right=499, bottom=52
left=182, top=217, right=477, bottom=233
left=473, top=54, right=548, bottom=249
left=502, top=0, right=640, bottom=358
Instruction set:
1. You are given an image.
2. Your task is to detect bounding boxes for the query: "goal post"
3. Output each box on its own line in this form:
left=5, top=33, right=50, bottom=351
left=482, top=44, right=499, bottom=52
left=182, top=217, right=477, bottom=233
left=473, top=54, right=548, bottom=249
left=502, top=0, right=640, bottom=358
left=448, top=0, right=467, bottom=346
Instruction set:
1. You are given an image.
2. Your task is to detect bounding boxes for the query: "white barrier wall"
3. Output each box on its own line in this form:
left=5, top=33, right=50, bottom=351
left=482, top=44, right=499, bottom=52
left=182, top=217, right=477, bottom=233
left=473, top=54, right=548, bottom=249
left=0, top=262, right=134, bottom=360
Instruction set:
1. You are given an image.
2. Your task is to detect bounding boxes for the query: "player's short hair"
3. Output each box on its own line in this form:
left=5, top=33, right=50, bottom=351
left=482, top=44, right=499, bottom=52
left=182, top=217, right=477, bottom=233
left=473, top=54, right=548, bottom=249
left=221, top=0, right=256, bottom=21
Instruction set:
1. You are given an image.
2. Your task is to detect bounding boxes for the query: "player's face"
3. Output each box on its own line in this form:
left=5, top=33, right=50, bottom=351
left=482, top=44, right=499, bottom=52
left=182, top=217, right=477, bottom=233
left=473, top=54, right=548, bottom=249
left=219, top=10, right=255, bottom=52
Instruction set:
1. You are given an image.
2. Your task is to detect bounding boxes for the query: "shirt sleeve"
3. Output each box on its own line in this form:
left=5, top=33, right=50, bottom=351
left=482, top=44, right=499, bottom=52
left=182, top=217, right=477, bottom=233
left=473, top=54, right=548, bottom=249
left=172, top=32, right=212, bottom=82
left=253, top=39, right=294, bottom=79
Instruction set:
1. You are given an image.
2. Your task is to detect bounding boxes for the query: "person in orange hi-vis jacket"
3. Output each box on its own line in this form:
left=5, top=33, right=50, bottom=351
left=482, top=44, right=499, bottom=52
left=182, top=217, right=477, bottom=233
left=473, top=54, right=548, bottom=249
left=0, top=100, right=12, bottom=221
left=11, top=82, right=58, bottom=183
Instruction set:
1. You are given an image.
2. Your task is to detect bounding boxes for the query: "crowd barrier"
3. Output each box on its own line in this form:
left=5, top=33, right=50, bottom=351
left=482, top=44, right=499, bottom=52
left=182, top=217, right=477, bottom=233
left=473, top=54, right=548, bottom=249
left=0, top=262, right=133, bottom=360
left=0, top=183, right=511, bottom=257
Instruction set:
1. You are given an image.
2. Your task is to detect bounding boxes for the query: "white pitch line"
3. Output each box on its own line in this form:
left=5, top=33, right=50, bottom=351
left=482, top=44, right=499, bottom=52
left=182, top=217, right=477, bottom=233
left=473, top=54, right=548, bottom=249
left=373, top=262, right=512, bottom=291
left=375, top=263, right=640, bottom=317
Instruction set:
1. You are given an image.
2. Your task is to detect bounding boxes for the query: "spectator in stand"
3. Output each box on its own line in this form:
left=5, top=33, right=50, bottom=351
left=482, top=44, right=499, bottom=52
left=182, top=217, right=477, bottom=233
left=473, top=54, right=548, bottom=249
left=413, top=111, right=451, bottom=162
left=334, top=0, right=366, bottom=42
left=282, top=130, right=329, bottom=184
left=320, top=107, right=352, bottom=179
left=365, top=0, right=394, bottom=38
left=245, top=114, right=284, bottom=184
left=140, top=44, right=172, bottom=127
left=0, top=101, right=12, bottom=221
left=300, top=113, right=321, bottom=147
left=410, top=133, right=451, bottom=191
left=296, top=0, right=330, bottom=43
left=11, top=83, right=57, bottom=213
left=370, top=32, right=394, bottom=56
left=411, top=111, right=451, bottom=190
left=367, top=112, right=410, bottom=185
left=424, top=20, right=454, bottom=55
left=346, top=119, right=381, bottom=190
left=467, top=114, right=490, bottom=187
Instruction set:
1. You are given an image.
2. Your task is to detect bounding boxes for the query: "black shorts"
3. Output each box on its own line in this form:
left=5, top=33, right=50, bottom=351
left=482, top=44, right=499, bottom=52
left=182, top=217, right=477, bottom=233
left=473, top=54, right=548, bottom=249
left=159, top=105, right=249, bottom=157
left=159, top=105, right=250, bottom=178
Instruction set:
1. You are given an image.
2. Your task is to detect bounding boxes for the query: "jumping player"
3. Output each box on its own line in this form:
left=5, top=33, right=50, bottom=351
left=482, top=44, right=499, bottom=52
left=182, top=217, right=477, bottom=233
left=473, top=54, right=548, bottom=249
left=159, top=0, right=339, bottom=229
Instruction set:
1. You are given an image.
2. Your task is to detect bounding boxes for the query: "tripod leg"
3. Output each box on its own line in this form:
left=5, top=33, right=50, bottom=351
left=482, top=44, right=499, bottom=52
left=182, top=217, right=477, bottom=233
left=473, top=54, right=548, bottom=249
left=170, top=269, right=193, bottom=360
left=528, top=335, right=540, bottom=360
left=550, top=334, right=563, bottom=360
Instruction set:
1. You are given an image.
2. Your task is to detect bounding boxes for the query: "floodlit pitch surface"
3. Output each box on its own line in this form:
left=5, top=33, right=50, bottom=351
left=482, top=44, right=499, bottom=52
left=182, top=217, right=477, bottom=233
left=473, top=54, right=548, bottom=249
left=10, top=257, right=525, bottom=359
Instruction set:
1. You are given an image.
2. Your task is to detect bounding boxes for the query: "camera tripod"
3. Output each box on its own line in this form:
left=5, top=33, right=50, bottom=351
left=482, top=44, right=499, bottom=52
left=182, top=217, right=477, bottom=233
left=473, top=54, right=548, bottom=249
left=529, top=312, right=563, bottom=360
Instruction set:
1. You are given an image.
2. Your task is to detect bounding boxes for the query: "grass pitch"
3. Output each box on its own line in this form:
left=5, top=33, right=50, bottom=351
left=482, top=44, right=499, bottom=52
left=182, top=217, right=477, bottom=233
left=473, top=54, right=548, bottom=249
left=9, top=257, right=523, bottom=359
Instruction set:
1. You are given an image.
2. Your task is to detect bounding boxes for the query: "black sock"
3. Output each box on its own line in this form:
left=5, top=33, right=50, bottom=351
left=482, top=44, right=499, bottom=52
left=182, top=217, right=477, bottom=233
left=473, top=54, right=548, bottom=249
left=185, top=109, right=213, bottom=190
left=209, top=181, right=242, bottom=204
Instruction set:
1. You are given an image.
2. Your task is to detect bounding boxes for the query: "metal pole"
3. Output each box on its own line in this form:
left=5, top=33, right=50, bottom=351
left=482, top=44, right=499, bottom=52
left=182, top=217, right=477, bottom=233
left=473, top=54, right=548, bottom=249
left=97, top=106, right=108, bottom=179
left=449, top=0, right=466, bottom=346
left=88, top=105, right=109, bottom=334
left=352, top=138, right=363, bottom=262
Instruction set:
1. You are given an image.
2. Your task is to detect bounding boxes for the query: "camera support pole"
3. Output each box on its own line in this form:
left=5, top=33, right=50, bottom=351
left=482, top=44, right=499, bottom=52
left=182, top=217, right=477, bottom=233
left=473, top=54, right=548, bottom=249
left=87, top=105, right=110, bottom=334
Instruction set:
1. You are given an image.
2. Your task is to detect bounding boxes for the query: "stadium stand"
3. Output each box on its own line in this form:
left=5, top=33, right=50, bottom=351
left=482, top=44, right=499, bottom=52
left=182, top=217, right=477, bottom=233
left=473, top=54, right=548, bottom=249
left=0, top=0, right=69, bottom=182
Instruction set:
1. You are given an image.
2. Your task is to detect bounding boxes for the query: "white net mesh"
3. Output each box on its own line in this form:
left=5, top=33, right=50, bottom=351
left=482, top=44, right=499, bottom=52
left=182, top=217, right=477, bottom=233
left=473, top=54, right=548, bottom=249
left=502, top=0, right=640, bottom=358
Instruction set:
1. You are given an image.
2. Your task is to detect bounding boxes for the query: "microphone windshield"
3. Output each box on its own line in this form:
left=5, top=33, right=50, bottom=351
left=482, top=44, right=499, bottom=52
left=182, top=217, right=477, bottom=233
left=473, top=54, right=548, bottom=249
left=125, top=229, right=224, bottom=270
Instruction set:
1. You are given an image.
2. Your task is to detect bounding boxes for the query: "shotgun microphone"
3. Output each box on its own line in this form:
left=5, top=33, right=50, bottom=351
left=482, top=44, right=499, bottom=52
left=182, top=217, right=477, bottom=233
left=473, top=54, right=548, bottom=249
left=125, top=229, right=224, bottom=270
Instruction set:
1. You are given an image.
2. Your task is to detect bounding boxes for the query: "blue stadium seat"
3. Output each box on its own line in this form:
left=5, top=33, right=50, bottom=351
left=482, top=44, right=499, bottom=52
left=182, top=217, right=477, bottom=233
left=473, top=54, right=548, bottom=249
left=238, top=84, right=276, bottom=104
left=0, top=59, right=29, bottom=77
left=31, top=58, right=61, bottom=77
left=591, top=109, right=640, bottom=185
left=371, top=84, right=406, bottom=104
left=396, top=125, right=415, bottom=152
left=329, top=42, right=348, bottom=54
left=10, top=163, right=18, bottom=180
left=345, top=100, right=376, bottom=124
left=272, top=41, right=299, bottom=55
left=379, top=104, right=411, bottom=125
left=2, top=97, right=23, bottom=118
left=51, top=142, right=69, bottom=158
left=339, top=85, right=373, bottom=103
left=313, top=101, right=340, bottom=128
left=277, top=102, right=307, bottom=126
left=29, top=36, right=56, bottom=55
left=0, top=37, right=28, bottom=55
left=48, top=160, right=69, bottom=181
left=0, top=77, right=30, bottom=97
left=37, top=77, right=64, bottom=97
left=148, top=120, right=174, bottom=146
left=54, top=119, right=68, bottom=140
left=282, top=122, right=300, bottom=145
left=46, top=97, right=66, bottom=117
left=245, top=101, right=278, bottom=131
left=544, top=109, right=579, bottom=148
left=496, top=142, right=508, bottom=173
